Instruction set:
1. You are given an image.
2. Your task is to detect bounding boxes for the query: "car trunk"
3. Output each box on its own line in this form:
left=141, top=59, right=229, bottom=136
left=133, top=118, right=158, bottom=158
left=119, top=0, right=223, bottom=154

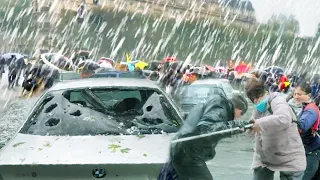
left=0, top=133, right=176, bottom=180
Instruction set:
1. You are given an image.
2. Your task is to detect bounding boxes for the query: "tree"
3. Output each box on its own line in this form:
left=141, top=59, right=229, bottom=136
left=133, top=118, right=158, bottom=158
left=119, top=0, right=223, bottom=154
left=267, top=14, right=300, bottom=34
left=219, top=0, right=255, bottom=12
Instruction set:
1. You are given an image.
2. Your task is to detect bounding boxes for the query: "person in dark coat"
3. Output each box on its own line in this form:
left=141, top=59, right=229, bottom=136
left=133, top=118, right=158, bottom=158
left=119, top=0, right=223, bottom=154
left=14, top=57, right=26, bottom=86
left=0, top=56, right=5, bottom=81
left=7, top=59, right=18, bottom=89
left=169, top=93, right=248, bottom=180
left=159, top=68, right=174, bottom=88
left=44, top=68, right=59, bottom=90
left=21, top=64, right=42, bottom=97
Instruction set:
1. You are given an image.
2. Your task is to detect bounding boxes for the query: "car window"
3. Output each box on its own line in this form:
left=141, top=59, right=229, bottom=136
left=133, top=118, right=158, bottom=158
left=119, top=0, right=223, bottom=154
left=90, top=72, right=143, bottom=78
left=70, top=91, right=82, bottom=101
left=104, top=74, right=118, bottom=77
left=20, top=88, right=181, bottom=136
left=61, top=73, right=81, bottom=81
left=118, top=73, right=131, bottom=78
left=119, top=72, right=141, bottom=78
left=183, top=86, right=210, bottom=99
left=220, top=82, right=233, bottom=95
left=175, top=85, right=226, bottom=112
left=179, top=85, right=226, bottom=104
left=69, top=90, right=94, bottom=108
left=92, top=90, right=141, bottom=107
left=91, top=74, right=118, bottom=78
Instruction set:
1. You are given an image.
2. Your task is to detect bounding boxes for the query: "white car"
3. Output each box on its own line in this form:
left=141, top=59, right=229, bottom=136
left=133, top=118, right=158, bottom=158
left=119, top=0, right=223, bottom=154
left=55, top=71, right=82, bottom=82
left=192, top=79, right=236, bottom=98
left=0, top=78, right=183, bottom=180
left=174, top=79, right=237, bottom=116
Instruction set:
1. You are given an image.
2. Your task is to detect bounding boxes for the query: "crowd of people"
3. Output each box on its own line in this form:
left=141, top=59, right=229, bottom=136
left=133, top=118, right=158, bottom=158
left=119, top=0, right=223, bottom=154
left=158, top=67, right=320, bottom=180
left=1, top=52, right=320, bottom=179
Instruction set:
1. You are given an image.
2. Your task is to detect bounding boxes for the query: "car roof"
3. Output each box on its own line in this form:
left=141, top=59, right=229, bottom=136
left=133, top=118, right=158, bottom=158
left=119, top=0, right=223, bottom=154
left=191, top=79, right=230, bottom=85
left=50, top=78, right=160, bottom=91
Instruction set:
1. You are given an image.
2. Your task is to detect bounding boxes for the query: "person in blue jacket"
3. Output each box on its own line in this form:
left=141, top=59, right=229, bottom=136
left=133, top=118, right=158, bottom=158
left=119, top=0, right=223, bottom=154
left=310, top=76, right=320, bottom=106
left=294, top=82, right=320, bottom=180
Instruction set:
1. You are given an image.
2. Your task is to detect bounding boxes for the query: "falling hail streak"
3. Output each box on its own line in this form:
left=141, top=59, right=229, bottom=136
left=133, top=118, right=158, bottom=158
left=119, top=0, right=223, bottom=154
left=3, top=90, right=14, bottom=110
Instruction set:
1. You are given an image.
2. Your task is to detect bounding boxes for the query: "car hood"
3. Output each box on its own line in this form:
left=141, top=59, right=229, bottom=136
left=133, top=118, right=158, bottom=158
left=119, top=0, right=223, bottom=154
left=0, top=133, right=175, bottom=165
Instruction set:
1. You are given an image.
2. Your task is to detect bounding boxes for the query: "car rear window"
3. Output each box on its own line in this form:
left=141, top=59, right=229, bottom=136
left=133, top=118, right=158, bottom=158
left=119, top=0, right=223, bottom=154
left=20, top=88, right=181, bottom=136
left=90, top=73, right=118, bottom=78
left=90, top=72, right=143, bottom=78
left=176, top=84, right=227, bottom=104
left=220, top=82, right=233, bottom=95
left=60, top=73, right=82, bottom=81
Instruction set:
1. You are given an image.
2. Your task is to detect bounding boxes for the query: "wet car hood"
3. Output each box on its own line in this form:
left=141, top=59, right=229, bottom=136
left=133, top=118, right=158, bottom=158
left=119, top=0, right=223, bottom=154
left=0, top=133, right=175, bottom=165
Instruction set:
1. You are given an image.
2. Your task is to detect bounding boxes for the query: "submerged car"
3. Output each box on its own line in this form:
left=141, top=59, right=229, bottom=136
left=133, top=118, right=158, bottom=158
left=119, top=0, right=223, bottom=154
left=174, top=79, right=235, bottom=115
left=0, top=78, right=183, bottom=180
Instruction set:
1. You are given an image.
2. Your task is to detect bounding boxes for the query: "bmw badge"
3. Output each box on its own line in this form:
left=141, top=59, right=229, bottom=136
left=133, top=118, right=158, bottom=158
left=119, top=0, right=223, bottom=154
left=92, top=168, right=107, bottom=178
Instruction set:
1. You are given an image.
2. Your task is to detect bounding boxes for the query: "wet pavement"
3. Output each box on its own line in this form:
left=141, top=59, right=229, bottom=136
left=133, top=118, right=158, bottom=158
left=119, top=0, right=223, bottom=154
left=208, top=102, right=256, bottom=180
left=208, top=97, right=281, bottom=180
left=211, top=133, right=280, bottom=180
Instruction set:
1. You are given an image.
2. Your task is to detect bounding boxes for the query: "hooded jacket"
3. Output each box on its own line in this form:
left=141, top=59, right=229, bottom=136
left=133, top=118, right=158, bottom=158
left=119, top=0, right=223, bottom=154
left=170, top=94, right=238, bottom=165
left=252, top=92, right=306, bottom=172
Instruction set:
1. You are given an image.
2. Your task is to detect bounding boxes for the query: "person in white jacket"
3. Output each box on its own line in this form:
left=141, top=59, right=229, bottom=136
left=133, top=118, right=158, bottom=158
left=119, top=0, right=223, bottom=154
left=245, top=79, right=306, bottom=180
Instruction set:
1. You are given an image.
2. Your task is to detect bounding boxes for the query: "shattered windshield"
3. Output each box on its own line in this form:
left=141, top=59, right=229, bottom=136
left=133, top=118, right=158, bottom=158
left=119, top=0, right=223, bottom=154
left=20, top=88, right=181, bottom=136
